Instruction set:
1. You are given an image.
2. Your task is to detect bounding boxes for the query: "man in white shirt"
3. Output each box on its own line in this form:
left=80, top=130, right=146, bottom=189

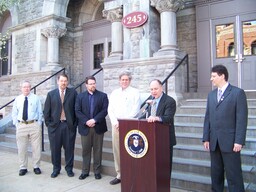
left=12, top=80, right=43, bottom=176
left=108, top=71, right=140, bottom=185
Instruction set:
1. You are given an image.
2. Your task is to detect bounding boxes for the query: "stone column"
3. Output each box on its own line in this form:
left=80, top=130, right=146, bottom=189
left=41, top=25, right=66, bottom=69
left=103, top=6, right=123, bottom=60
left=151, top=0, right=184, bottom=54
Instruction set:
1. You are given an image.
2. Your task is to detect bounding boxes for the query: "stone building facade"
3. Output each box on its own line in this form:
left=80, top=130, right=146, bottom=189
left=0, top=0, right=198, bottom=115
left=0, top=0, right=255, bottom=115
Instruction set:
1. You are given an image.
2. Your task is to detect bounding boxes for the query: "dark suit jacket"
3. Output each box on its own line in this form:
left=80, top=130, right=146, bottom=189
left=75, top=90, right=108, bottom=136
left=203, top=84, right=248, bottom=152
left=44, top=87, right=78, bottom=133
left=149, top=93, right=177, bottom=146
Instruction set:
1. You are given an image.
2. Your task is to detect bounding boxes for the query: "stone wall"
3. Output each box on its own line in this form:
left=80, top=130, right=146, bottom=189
left=102, top=54, right=186, bottom=102
left=18, top=0, right=43, bottom=24
left=0, top=70, right=57, bottom=116
left=14, top=31, right=37, bottom=73
left=177, top=8, right=197, bottom=92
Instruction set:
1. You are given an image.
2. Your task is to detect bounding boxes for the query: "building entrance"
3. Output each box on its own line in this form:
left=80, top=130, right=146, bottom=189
left=212, top=13, right=256, bottom=90
left=83, top=19, right=111, bottom=91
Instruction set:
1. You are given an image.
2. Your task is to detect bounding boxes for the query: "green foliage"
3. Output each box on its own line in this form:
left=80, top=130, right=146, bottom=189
left=0, top=0, right=20, bottom=14
left=0, top=0, right=19, bottom=60
left=0, top=29, right=10, bottom=60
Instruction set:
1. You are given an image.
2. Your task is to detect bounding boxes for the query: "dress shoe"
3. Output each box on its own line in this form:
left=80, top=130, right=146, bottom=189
left=79, top=173, right=89, bottom=180
left=51, top=171, right=60, bottom=178
left=34, top=168, right=41, bottom=175
left=109, top=178, right=121, bottom=185
left=94, top=173, right=102, bottom=180
left=19, top=169, right=28, bottom=176
left=67, top=171, right=74, bottom=177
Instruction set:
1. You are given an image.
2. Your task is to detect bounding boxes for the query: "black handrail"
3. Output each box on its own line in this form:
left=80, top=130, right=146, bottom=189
left=140, top=54, right=189, bottom=107
left=162, top=54, right=189, bottom=94
left=74, top=68, right=103, bottom=92
left=0, top=68, right=66, bottom=110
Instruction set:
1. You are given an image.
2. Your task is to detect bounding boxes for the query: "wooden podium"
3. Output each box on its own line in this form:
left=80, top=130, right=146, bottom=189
left=119, top=119, right=170, bottom=192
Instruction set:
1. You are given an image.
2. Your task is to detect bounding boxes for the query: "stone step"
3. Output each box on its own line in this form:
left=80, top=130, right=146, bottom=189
left=172, top=157, right=255, bottom=184
left=180, top=98, right=256, bottom=106
left=174, top=144, right=256, bottom=165
left=175, top=132, right=256, bottom=149
left=177, top=105, right=256, bottom=115
left=0, top=141, right=116, bottom=177
left=175, top=114, right=256, bottom=126
left=171, top=172, right=253, bottom=192
left=175, top=123, right=256, bottom=137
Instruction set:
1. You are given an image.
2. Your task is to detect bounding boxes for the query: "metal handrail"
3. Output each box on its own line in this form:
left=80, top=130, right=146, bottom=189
left=0, top=68, right=66, bottom=110
left=162, top=54, right=189, bottom=94
left=74, top=68, right=103, bottom=92
left=140, top=54, right=189, bottom=107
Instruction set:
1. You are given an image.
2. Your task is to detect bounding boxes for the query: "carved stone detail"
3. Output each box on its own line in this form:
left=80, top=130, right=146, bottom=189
left=41, top=25, right=67, bottom=38
left=131, top=28, right=144, bottom=58
left=102, top=6, right=123, bottom=22
left=150, top=0, right=185, bottom=13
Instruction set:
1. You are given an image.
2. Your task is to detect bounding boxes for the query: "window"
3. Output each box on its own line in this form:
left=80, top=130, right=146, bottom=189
left=252, top=41, right=256, bottom=55
left=242, top=20, right=256, bottom=56
left=215, top=23, right=234, bottom=58
left=93, top=41, right=112, bottom=69
left=0, top=12, right=12, bottom=76
left=93, top=43, right=104, bottom=69
left=228, top=42, right=235, bottom=57
left=0, top=39, right=9, bottom=75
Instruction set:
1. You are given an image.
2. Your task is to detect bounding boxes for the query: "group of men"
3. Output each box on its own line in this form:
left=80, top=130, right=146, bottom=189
left=11, top=65, right=248, bottom=191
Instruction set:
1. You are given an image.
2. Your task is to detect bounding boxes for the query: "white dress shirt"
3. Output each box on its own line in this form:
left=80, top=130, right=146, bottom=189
left=108, top=86, right=140, bottom=126
left=12, top=93, right=43, bottom=125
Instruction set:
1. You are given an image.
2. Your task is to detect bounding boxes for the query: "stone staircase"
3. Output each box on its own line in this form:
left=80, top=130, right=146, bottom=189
left=172, top=93, right=256, bottom=191
left=0, top=93, right=255, bottom=191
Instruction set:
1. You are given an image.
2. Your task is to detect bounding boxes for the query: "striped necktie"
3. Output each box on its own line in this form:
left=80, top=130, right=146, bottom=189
left=60, top=90, right=66, bottom=120
left=151, top=100, right=157, bottom=116
left=217, top=89, right=222, bottom=102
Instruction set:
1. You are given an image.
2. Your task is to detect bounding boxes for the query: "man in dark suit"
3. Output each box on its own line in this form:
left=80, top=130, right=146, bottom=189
left=44, top=73, right=78, bottom=178
left=203, top=65, right=248, bottom=192
left=146, top=79, right=176, bottom=177
left=75, top=76, right=108, bottom=180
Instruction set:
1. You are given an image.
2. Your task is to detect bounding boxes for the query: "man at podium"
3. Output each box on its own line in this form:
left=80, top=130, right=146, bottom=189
left=142, top=79, right=177, bottom=177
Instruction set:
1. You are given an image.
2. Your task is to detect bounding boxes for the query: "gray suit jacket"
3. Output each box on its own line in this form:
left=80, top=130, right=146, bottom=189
left=203, top=84, right=248, bottom=152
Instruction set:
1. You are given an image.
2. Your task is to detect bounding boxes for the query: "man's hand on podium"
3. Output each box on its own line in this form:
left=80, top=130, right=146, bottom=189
left=147, top=116, right=160, bottom=123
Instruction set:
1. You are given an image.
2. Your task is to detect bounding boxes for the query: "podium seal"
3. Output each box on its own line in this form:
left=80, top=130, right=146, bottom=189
left=124, top=129, right=148, bottom=158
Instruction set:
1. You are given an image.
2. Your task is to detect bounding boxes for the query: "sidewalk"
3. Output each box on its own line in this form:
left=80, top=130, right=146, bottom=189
left=0, top=151, right=189, bottom=192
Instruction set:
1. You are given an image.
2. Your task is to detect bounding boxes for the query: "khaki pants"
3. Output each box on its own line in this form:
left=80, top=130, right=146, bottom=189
left=111, top=125, right=121, bottom=179
left=16, top=122, right=42, bottom=170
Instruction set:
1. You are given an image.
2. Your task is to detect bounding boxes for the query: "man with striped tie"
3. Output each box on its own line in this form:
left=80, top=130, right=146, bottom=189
left=146, top=79, right=177, bottom=178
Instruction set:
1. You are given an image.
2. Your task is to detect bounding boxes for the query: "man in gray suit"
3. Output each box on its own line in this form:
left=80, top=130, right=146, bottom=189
left=203, top=65, right=248, bottom=192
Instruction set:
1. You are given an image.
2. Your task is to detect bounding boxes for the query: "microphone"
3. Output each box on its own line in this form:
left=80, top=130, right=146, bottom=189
left=135, top=97, right=154, bottom=119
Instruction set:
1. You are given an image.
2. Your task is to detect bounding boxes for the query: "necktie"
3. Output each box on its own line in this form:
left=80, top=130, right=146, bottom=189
left=22, top=96, right=28, bottom=121
left=89, top=94, right=94, bottom=119
left=60, top=90, right=66, bottom=120
left=151, top=100, right=157, bottom=116
left=217, top=89, right=222, bottom=102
